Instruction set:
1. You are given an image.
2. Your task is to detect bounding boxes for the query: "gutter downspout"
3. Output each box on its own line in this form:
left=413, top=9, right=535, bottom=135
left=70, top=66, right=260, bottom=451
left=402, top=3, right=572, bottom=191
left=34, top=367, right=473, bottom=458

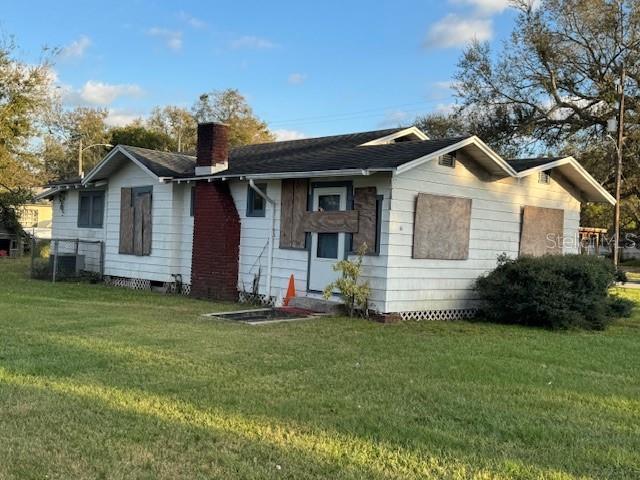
left=249, top=179, right=276, bottom=301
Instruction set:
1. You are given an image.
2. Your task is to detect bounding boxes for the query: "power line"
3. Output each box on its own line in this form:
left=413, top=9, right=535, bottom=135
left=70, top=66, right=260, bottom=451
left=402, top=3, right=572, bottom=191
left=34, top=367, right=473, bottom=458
left=266, top=99, right=450, bottom=127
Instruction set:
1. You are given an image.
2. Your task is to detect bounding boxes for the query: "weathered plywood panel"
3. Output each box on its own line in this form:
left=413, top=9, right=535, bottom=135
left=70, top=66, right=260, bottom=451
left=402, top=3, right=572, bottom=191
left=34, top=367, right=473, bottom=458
left=353, top=187, right=377, bottom=254
left=301, top=210, right=359, bottom=233
left=133, top=194, right=144, bottom=256
left=291, top=179, right=308, bottom=248
left=119, top=188, right=133, bottom=254
left=519, top=205, right=564, bottom=257
left=412, top=193, right=471, bottom=260
left=279, top=179, right=294, bottom=248
left=279, top=179, right=308, bottom=249
left=141, top=193, right=152, bottom=255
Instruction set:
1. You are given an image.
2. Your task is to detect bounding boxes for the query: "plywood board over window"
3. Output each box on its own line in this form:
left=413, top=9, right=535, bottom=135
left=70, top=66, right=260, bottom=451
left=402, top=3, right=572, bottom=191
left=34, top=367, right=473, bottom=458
left=279, top=179, right=308, bottom=249
left=520, top=205, right=564, bottom=256
left=119, top=186, right=152, bottom=256
left=412, top=193, right=472, bottom=260
left=353, top=187, right=377, bottom=254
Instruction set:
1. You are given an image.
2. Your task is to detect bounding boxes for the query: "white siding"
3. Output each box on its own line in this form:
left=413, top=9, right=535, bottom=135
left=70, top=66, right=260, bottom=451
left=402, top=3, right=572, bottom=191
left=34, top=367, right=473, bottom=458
left=103, top=162, right=194, bottom=283
left=49, top=153, right=584, bottom=314
left=51, top=189, right=106, bottom=271
left=385, top=152, right=581, bottom=313
left=230, top=174, right=392, bottom=311
left=51, top=162, right=195, bottom=284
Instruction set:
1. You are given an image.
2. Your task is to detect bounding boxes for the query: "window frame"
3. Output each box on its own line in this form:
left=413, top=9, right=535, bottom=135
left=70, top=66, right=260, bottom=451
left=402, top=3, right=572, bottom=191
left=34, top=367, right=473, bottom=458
left=77, top=190, right=105, bottom=229
left=374, top=194, right=383, bottom=255
left=246, top=183, right=267, bottom=217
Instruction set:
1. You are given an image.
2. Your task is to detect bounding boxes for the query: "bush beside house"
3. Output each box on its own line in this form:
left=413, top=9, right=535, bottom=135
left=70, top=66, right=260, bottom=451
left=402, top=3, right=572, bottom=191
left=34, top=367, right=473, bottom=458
left=475, top=254, right=633, bottom=330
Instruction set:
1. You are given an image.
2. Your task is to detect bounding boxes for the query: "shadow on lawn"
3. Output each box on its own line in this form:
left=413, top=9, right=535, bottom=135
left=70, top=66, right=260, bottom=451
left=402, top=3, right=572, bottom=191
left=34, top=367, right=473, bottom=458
left=2, top=333, right=639, bottom=479
left=0, top=365, right=603, bottom=480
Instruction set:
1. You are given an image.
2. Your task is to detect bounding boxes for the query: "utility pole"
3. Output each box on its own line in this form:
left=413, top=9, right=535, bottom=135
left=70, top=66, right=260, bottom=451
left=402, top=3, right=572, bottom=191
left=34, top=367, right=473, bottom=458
left=613, top=62, right=625, bottom=267
left=78, top=137, right=84, bottom=178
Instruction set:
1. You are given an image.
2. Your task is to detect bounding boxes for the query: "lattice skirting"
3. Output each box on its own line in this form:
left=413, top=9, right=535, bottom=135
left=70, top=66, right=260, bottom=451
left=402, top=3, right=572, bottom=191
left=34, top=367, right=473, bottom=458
left=238, top=291, right=276, bottom=307
left=399, top=309, right=477, bottom=321
left=104, top=275, right=191, bottom=295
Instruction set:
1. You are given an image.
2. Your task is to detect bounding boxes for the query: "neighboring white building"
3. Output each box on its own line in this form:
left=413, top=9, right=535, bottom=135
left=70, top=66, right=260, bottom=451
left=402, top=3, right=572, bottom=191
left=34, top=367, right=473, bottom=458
left=40, top=125, right=614, bottom=318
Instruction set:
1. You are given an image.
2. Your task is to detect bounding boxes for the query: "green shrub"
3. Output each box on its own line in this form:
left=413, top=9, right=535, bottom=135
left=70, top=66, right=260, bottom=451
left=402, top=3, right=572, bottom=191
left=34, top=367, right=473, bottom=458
left=323, top=243, right=370, bottom=317
left=607, top=296, right=635, bottom=318
left=30, top=258, right=51, bottom=280
left=474, top=255, right=627, bottom=330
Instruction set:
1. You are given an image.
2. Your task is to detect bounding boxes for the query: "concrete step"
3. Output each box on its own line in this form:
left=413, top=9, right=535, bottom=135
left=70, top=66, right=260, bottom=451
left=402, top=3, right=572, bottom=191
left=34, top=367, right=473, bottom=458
left=288, top=296, right=345, bottom=315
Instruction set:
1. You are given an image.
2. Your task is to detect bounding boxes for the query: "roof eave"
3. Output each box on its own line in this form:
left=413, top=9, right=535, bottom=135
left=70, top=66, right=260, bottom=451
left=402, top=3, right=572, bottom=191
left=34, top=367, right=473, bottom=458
left=359, top=126, right=429, bottom=145
left=394, top=136, right=517, bottom=177
left=81, top=145, right=162, bottom=185
left=516, top=157, right=615, bottom=205
left=173, top=168, right=395, bottom=182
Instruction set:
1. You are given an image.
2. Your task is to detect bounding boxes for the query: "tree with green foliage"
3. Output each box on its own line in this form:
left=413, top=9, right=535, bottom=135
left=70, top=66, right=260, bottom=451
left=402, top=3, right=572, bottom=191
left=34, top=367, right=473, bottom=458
left=193, top=89, right=274, bottom=147
left=110, top=125, right=175, bottom=151
left=421, top=0, right=640, bottom=231
left=44, top=107, right=111, bottom=179
left=0, top=39, right=55, bottom=191
left=148, top=106, right=197, bottom=153
left=0, top=39, right=57, bottom=232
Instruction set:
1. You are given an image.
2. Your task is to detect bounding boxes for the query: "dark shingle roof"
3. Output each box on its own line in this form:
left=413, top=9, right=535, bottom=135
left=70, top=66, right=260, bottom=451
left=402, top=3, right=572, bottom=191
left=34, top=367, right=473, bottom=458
left=219, top=135, right=469, bottom=176
left=120, top=145, right=196, bottom=178
left=47, top=176, right=83, bottom=186
left=508, top=157, right=565, bottom=173
left=48, top=128, right=472, bottom=184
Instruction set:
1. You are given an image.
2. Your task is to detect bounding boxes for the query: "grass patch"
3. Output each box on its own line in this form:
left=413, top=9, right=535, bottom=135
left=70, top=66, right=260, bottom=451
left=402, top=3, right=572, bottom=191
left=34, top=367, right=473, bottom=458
left=1, top=258, right=640, bottom=479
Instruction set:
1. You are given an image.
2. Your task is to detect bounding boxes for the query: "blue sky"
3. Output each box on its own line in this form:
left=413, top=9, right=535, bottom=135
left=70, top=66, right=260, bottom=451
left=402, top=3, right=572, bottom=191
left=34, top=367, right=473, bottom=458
left=3, top=0, right=519, bottom=140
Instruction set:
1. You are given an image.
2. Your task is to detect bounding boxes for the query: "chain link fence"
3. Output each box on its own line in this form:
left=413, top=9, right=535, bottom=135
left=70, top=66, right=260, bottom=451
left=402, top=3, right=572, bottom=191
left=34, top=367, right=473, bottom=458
left=30, top=238, right=104, bottom=282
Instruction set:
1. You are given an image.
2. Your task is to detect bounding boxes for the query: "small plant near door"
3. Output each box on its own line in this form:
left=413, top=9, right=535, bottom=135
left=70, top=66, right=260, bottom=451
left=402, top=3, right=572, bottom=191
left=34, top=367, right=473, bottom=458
left=323, top=243, right=370, bottom=317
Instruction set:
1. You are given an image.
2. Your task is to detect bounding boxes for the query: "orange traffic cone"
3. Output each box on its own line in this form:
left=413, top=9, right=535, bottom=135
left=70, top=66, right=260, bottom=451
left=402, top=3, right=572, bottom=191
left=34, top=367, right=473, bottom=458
left=284, top=274, right=296, bottom=306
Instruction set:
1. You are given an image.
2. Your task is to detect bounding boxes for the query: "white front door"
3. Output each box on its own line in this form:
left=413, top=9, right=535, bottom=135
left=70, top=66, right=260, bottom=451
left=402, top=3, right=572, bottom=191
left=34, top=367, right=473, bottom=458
left=308, top=186, right=348, bottom=292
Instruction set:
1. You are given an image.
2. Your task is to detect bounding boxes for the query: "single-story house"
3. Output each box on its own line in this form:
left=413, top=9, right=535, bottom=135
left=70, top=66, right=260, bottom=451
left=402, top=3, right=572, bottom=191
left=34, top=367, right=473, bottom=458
left=39, top=124, right=614, bottom=319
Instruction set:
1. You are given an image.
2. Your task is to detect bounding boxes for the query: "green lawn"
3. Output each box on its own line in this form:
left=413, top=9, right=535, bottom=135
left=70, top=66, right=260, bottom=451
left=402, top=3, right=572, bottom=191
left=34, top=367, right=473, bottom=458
left=1, top=260, right=639, bottom=479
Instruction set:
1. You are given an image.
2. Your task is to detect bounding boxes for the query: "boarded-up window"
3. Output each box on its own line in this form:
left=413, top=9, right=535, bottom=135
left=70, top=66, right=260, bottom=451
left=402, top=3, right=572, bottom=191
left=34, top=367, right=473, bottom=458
left=279, top=179, right=308, bottom=249
left=300, top=210, right=359, bottom=233
left=119, top=186, right=152, bottom=256
left=412, top=193, right=472, bottom=260
left=352, top=187, right=377, bottom=255
left=520, top=205, right=564, bottom=256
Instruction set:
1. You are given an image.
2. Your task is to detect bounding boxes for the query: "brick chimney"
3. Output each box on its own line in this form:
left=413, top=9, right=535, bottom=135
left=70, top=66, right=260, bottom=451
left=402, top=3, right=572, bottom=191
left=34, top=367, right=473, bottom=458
left=195, top=122, right=229, bottom=175
left=190, top=122, right=240, bottom=301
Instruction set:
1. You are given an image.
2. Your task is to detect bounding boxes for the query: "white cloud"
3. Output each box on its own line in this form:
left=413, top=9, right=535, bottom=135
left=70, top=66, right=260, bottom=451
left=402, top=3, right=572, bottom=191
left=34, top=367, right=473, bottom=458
left=288, top=73, right=307, bottom=85
left=63, top=80, right=144, bottom=106
left=147, top=27, right=183, bottom=52
left=230, top=35, right=276, bottom=50
left=178, top=11, right=206, bottom=29
left=424, top=14, right=493, bottom=49
left=105, top=109, right=142, bottom=127
left=274, top=129, right=307, bottom=141
left=59, top=35, right=91, bottom=59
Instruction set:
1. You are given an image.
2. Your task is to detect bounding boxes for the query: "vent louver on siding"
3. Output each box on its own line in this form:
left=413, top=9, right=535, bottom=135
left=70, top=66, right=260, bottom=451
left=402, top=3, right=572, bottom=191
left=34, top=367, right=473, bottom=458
left=438, top=153, right=456, bottom=168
